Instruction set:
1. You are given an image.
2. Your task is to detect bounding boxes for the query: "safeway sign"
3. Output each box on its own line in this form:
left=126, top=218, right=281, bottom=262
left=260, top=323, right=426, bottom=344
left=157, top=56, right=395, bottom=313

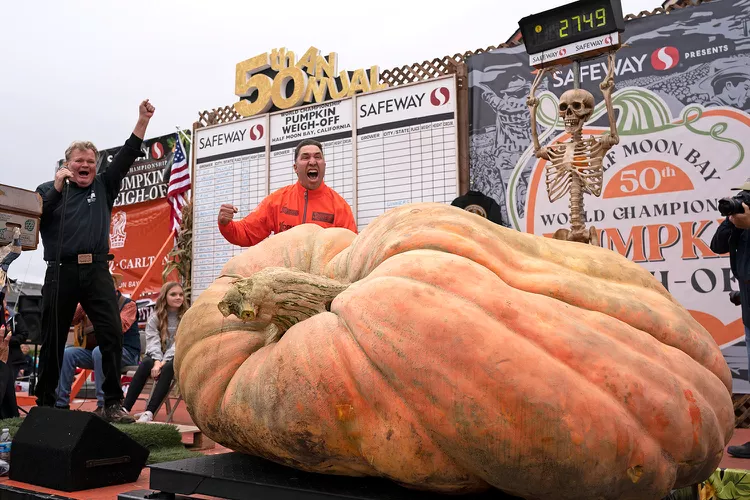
left=529, top=32, right=620, bottom=67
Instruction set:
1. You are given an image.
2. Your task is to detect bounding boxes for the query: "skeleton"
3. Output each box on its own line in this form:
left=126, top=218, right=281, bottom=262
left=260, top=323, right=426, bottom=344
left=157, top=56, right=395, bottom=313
left=527, top=52, right=619, bottom=244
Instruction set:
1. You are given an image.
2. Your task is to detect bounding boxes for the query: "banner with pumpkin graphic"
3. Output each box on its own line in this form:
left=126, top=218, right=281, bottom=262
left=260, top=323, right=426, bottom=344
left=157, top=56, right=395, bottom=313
left=468, top=0, right=750, bottom=392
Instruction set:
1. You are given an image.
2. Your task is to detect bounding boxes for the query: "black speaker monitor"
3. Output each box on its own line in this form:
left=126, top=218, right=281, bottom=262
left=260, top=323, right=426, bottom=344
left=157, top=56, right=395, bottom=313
left=9, top=407, right=149, bottom=491
left=16, top=295, right=42, bottom=344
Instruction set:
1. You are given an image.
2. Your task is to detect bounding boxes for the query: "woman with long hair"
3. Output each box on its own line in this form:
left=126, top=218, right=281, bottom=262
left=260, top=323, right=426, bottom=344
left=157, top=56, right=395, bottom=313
left=124, top=281, right=187, bottom=423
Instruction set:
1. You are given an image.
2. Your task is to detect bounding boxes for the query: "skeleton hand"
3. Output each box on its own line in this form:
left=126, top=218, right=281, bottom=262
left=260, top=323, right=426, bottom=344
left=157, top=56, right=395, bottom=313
left=526, top=96, right=539, bottom=108
left=602, top=133, right=619, bottom=149
left=535, top=146, right=551, bottom=160
left=601, top=52, right=616, bottom=94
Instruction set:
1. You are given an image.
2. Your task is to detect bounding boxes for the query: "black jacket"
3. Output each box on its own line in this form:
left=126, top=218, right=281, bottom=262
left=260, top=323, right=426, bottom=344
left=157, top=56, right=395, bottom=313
left=35, top=134, right=144, bottom=262
left=710, top=217, right=750, bottom=326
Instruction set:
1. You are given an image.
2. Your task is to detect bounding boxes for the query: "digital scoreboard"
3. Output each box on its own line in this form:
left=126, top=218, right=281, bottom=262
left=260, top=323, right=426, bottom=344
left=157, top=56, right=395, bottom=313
left=519, top=0, right=625, bottom=67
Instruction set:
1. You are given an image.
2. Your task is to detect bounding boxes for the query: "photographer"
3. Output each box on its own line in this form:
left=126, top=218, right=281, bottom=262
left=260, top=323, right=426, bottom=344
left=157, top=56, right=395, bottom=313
left=710, top=182, right=750, bottom=458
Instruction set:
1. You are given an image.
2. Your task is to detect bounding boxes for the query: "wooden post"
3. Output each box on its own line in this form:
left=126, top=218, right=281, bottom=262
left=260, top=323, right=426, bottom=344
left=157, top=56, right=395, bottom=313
left=189, top=121, right=199, bottom=205
left=455, top=61, right=470, bottom=196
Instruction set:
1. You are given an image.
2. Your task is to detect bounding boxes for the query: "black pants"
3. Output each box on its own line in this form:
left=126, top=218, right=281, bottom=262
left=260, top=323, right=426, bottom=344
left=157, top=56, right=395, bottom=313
left=0, top=362, right=18, bottom=419
left=123, top=356, right=174, bottom=414
left=35, top=261, right=123, bottom=407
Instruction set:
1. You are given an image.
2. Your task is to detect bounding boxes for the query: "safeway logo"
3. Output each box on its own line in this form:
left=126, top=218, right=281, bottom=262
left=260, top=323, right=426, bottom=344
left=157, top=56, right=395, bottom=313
left=559, top=48, right=567, bottom=56
left=249, top=124, right=264, bottom=141
left=151, top=142, right=165, bottom=160
left=651, top=46, right=679, bottom=71
left=430, top=87, right=450, bottom=106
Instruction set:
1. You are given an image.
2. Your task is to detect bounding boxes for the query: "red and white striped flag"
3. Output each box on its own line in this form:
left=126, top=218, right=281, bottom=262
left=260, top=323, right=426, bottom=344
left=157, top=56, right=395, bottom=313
left=167, top=134, right=191, bottom=235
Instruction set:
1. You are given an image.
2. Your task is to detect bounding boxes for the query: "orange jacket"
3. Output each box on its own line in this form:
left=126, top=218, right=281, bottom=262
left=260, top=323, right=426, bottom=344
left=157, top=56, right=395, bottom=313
left=219, top=181, right=357, bottom=247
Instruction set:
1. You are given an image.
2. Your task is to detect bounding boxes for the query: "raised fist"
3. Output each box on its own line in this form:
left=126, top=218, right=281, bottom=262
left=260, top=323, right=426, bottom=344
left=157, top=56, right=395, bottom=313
left=139, top=99, right=155, bottom=119
left=218, top=204, right=239, bottom=226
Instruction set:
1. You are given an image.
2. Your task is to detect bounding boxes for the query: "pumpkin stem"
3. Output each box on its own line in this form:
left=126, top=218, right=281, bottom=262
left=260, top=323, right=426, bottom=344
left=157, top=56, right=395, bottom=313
left=217, top=267, right=349, bottom=337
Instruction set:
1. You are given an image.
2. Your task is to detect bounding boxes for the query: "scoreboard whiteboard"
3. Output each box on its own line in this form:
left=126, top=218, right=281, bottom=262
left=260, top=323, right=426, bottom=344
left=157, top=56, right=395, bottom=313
left=355, top=78, right=457, bottom=229
left=191, top=75, right=458, bottom=300
left=192, top=116, right=268, bottom=296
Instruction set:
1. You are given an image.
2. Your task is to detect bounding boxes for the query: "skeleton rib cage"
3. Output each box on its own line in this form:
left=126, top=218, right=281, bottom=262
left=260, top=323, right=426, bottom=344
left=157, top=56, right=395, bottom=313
left=545, top=137, right=605, bottom=203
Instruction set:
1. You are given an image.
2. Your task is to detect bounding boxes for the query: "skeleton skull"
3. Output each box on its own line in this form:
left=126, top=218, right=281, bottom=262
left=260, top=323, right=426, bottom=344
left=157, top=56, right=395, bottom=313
left=559, top=89, right=595, bottom=134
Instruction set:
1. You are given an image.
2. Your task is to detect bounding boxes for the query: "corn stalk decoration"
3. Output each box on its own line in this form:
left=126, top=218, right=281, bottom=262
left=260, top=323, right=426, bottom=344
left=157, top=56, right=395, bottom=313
left=163, top=201, right=193, bottom=303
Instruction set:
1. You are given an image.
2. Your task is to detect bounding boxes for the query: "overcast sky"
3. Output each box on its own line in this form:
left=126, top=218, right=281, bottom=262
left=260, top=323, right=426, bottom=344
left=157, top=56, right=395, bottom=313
left=1, top=0, right=661, bottom=285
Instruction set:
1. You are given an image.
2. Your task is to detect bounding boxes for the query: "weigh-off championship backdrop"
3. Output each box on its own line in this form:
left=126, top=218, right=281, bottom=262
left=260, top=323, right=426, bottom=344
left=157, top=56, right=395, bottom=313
left=468, top=0, right=750, bottom=391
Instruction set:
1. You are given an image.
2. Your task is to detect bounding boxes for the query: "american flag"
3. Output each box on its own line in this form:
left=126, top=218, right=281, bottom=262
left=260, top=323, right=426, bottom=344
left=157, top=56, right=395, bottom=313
left=167, top=135, right=191, bottom=234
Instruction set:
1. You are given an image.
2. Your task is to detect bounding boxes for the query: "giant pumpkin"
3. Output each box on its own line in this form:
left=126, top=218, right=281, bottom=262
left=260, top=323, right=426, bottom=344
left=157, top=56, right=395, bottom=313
left=174, top=202, right=734, bottom=500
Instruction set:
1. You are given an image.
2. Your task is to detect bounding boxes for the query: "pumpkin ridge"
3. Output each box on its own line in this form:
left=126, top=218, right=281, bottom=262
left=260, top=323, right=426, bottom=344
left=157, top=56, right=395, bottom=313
left=326, top=313, right=481, bottom=487
left=354, top=251, right=719, bottom=404
left=230, top=311, right=487, bottom=491
left=333, top=271, right=677, bottom=497
left=346, top=250, right=730, bottom=485
left=498, top=299, right=729, bottom=483
left=360, top=271, right=668, bottom=449
left=490, top=267, right=728, bottom=390
left=503, top=275, right=730, bottom=400
left=343, top=221, right=681, bottom=335
left=177, top=331, right=265, bottom=438
left=347, top=204, right=671, bottom=297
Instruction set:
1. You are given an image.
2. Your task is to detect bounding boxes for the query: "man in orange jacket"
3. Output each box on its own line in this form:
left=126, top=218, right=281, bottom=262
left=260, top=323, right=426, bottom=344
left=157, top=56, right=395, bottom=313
left=218, top=139, right=357, bottom=246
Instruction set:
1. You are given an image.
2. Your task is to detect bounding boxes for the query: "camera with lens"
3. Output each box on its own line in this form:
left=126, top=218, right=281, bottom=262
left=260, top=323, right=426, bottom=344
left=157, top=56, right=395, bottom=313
left=719, top=190, right=750, bottom=216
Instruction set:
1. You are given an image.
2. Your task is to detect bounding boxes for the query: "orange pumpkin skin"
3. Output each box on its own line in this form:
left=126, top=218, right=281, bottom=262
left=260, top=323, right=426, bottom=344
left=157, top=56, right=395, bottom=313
left=175, top=203, right=733, bottom=500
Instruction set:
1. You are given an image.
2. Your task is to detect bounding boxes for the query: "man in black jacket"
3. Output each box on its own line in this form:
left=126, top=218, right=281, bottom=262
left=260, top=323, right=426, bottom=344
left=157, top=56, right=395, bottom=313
left=34, top=100, right=155, bottom=423
left=710, top=181, right=750, bottom=458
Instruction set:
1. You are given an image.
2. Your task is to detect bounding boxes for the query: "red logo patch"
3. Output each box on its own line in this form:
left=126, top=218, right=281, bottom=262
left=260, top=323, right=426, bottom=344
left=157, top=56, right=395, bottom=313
left=249, top=124, right=264, bottom=141
left=430, top=87, right=450, bottom=106
left=651, top=47, right=680, bottom=71
left=151, top=142, right=164, bottom=160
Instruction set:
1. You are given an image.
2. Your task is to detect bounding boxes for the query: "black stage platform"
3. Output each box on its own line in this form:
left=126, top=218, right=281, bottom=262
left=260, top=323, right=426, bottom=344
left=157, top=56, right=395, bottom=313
left=0, top=451, right=698, bottom=500
left=120, top=452, right=521, bottom=500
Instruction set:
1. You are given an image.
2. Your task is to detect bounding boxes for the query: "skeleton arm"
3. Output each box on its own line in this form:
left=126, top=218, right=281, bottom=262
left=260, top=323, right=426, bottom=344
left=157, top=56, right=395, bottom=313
left=599, top=52, right=619, bottom=150
left=526, top=68, right=549, bottom=160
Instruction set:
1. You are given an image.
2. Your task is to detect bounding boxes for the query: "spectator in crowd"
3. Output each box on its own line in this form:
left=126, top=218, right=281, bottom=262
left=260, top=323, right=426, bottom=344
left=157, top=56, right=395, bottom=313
left=17, top=345, right=34, bottom=379
left=0, top=326, right=18, bottom=418
left=123, top=282, right=186, bottom=423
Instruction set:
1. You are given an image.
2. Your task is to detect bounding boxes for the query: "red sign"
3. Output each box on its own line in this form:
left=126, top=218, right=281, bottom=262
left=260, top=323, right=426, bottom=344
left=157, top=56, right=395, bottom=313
left=108, top=199, right=173, bottom=298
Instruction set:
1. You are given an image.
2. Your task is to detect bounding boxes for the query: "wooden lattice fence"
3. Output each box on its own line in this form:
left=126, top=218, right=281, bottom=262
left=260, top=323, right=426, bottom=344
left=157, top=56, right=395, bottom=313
left=735, top=395, right=750, bottom=428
